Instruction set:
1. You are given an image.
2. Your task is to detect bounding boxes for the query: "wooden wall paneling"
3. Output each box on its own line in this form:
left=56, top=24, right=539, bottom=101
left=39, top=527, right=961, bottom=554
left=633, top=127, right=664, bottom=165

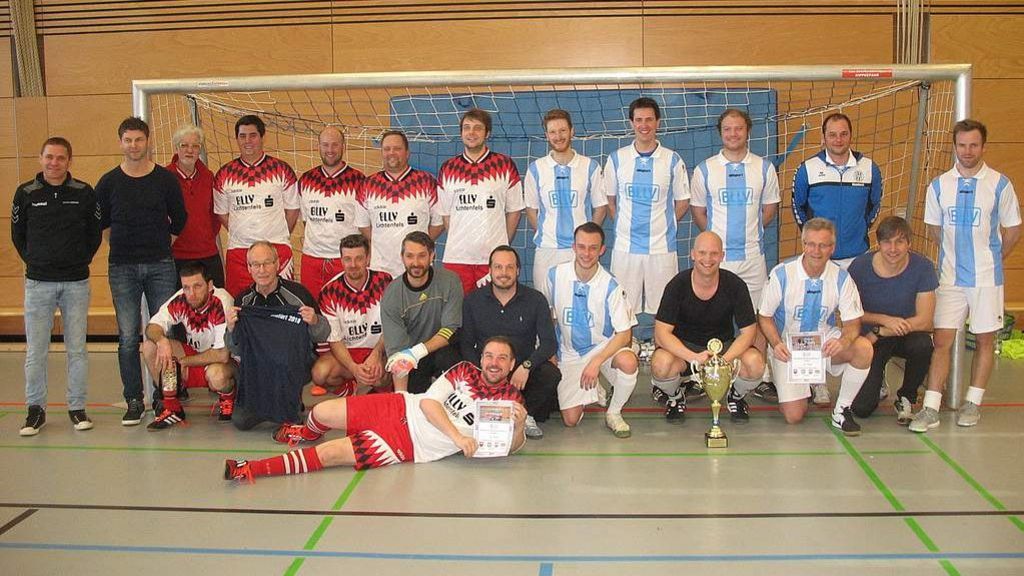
left=59, top=154, right=125, bottom=191
left=930, top=15, right=1024, bottom=79
left=0, top=41, right=11, bottom=98
left=46, top=94, right=133, bottom=157
left=332, top=17, right=644, bottom=73
left=15, top=97, right=49, bottom=158
left=42, top=25, right=334, bottom=96
left=0, top=97, right=15, bottom=157
left=643, top=15, right=893, bottom=66
left=971, top=80, right=1024, bottom=144
left=0, top=158, right=19, bottom=205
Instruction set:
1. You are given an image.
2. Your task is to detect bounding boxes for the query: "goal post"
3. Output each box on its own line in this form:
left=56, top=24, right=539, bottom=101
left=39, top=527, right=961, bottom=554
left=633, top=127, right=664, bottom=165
left=132, top=63, right=973, bottom=405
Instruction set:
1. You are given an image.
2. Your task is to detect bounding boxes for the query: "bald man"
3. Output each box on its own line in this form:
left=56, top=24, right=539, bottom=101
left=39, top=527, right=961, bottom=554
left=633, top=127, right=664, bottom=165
left=649, top=231, right=765, bottom=423
left=298, top=126, right=367, bottom=300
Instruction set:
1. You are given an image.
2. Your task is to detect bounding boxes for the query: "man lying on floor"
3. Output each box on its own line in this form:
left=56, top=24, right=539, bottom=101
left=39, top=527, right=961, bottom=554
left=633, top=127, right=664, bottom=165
left=224, top=336, right=527, bottom=482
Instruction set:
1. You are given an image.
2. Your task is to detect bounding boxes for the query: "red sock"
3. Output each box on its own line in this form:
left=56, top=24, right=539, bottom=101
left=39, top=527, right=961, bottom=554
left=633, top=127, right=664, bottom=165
left=251, top=447, right=324, bottom=477
left=306, top=410, right=331, bottom=436
left=161, top=393, right=182, bottom=413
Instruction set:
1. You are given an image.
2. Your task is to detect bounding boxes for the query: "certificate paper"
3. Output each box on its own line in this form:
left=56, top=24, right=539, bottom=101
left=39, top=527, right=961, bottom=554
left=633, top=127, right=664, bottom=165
left=788, top=331, right=826, bottom=384
left=473, top=400, right=516, bottom=458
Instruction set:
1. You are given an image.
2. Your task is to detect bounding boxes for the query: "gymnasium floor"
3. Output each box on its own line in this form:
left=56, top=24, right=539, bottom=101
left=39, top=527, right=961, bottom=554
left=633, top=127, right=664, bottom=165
left=1, top=345, right=1022, bottom=575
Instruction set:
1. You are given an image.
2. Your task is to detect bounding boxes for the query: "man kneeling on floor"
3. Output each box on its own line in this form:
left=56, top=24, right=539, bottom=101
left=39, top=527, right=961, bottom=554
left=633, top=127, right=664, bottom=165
left=224, top=336, right=526, bottom=482
left=142, top=261, right=236, bottom=430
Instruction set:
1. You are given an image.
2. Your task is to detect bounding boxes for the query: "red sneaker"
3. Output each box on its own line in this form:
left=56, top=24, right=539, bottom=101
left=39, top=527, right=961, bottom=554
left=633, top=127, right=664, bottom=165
left=215, top=392, right=235, bottom=422
left=272, top=423, right=323, bottom=447
left=224, top=459, right=254, bottom=484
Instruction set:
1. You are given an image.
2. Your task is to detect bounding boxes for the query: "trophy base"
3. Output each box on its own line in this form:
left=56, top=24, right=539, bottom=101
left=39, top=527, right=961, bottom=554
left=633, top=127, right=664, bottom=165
left=705, top=433, right=729, bottom=449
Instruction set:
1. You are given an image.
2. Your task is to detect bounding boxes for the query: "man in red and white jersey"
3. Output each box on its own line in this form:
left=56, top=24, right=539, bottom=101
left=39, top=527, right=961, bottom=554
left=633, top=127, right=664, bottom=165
left=142, top=261, right=236, bottom=431
left=437, top=108, right=524, bottom=294
left=214, top=115, right=300, bottom=297
left=298, top=126, right=366, bottom=299
left=357, top=130, right=444, bottom=278
left=224, top=336, right=527, bottom=482
left=309, top=234, right=392, bottom=397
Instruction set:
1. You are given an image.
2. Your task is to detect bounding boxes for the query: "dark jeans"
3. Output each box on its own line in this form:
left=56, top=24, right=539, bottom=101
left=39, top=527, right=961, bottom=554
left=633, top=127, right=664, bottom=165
left=852, top=331, right=933, bottom=418
left=523, top=361, right=561, bottom=422
left=407, top=346, right=462, bottom=394
left=108, top=259, right=179, bottom=403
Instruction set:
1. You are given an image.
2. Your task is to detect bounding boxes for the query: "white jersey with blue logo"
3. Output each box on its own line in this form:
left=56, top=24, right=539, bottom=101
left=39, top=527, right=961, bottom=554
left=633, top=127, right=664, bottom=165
left=602, top=142, right=690, bottom=255
left=545, top=261, right=637, bottom=363
left=691, top=150, right=780, bottom=262
left=923, top=163, right=1021, bottom=288
left=524, top=151, right=607, bottom=250
left=759, top=255, right=863, bottom=336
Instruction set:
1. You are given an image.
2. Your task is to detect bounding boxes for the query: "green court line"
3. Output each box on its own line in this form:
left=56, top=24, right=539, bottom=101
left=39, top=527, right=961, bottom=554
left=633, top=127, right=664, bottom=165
left=918, top=435, right=1024, bottom=534
left=519, top=450, right=846, bottom=458
left=826, top=419, right=958, bottom=574
left=0, top=444, right=283, bottom=455
left=284, top=469, right=367, bottom=576
left=859, top=449, right=932, bottom=456
left=0, top=412, right=8, bottom=420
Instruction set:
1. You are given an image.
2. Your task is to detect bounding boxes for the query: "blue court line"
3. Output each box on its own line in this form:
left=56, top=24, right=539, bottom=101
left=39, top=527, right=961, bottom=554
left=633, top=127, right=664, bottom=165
left=1, top=542, right=1023, bottom=563
left=538, top=562, right=553, bottom=575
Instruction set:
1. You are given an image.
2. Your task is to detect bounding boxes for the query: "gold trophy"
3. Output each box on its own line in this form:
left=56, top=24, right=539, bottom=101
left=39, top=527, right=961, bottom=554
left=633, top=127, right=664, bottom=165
left=691, top=338, right=738, bottom=449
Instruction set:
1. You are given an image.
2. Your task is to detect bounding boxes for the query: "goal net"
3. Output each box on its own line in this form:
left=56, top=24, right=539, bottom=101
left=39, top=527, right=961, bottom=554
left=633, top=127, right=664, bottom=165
left=135, top=65, right=969, bottom=284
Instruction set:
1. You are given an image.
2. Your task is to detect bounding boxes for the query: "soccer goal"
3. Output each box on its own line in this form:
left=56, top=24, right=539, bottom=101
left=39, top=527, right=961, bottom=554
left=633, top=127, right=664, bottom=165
left=133, top=64, right=972, bottom=399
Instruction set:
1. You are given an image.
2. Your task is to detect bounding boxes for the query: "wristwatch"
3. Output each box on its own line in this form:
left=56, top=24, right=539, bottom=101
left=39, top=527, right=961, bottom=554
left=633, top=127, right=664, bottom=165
left=872, top=325, right=881, bottom=336
left=521, top=360, right=533, bottom=371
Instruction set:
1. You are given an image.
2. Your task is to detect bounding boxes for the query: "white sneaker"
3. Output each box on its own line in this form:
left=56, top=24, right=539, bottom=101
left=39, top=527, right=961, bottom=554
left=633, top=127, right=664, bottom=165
left=894, top=397, right=914, bottom=426
left=956, top=401, right=981, bottom=427
left=909, top=407, right=940, bottom=433
left=605, top=412, right=631, bottom=439
left=524, top=415, right=544, bottom=439
left=811, top=384, right=831, bottom=406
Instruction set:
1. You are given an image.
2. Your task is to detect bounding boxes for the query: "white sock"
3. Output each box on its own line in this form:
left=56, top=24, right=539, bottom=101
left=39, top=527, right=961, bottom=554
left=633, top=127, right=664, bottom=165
left=733, top=377, right=760, bottom=397
left=836, top=365, right=869, bottom=411
left=923, top=390, right=943, bottom=411
left=965, top=386, right=985, bottom=405
left=651, top=376, right=682, bottom=396
left=607, top=369, right=637, bottom=414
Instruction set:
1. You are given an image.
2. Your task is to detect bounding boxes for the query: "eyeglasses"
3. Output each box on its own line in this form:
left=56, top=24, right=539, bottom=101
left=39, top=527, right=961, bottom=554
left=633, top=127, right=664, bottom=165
left=247, top=260, right=277, bottom=269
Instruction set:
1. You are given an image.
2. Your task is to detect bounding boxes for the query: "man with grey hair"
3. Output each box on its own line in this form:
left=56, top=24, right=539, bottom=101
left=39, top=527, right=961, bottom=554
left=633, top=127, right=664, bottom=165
left=167, top=124, right=224, bottom=288
left=757, top=217, right=874, bottom=435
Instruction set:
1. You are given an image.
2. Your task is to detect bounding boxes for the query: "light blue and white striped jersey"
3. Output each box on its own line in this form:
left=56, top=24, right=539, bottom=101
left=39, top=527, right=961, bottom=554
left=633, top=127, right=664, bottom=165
left=923, top=163, right=1021, bottom=288
left=691, top=150, right=781, bottom=261
left=602, top=142, right=690, bottom=255
left=544, top=261, right=637, bottom=362
left=759, top=255, right=863, bottom=336
left=524, top=151, right=607, bottom=249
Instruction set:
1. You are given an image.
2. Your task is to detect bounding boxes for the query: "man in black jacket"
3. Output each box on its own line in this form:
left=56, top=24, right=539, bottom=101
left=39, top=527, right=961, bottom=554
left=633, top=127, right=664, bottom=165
left=11, top=137, right=102, bottom=436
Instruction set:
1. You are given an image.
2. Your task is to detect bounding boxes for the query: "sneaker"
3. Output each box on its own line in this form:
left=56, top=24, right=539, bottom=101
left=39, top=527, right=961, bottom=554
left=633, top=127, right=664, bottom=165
left=665, top=392, right=686, bottom=423
left=895, top=396, right=914, bottom=426
left=909, top=407, right=940, bottom=433
left=605, top=412, right=631, bottom=439
left=811, top=384, right=831, bottom=406
left=832, top=407, right=861, bottom=437
left=956, top=401, right=981, bottom=427
left=215, top=393, right=235, bottom=422
left=651, top=386, right=672, bottom=405
left=121, top=399, right=145, bottom=426
left=68, top=410, right=94, bottom=431
left=879, top=382, right=889, bottom=401
left=727, top=390, right=749, bottom=424
left=752, top=381, right=778, bottom=403
left=272, top=423, right=323, bottom=447
left=147, top=408, right=186, bottom=431
left=683, top=380, right=706, bottom=400
left=20, top=405, right=46, bottom=436
left=224, top=459, right=254, bottom=484
left=177, top=387, right=191, bottom=403
left=638, top=340, right=656, bottom=364
left=310, top=384, right=328, bottom=396
left=524, top=415, right=544, bottom=439
left=152, top=398, right=165, bottom=419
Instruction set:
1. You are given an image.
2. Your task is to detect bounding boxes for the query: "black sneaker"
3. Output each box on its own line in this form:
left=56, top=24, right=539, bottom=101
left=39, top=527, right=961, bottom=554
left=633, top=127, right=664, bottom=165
left=69, top=410, right=94, bottom=431
left=665, top=393, right=686, bottom=423
left=751, top=381, right=778, bottom=403
left=727, top=390, right=749, bottom=424
left=683, top=380, right=706, bottom=400
left=122, top=399, right=145, bottom=426
left=152, top=398, right=165, bottom=419
left=651, top=386, right=672, bottom=405
left=832, top=407, right=861, bottom=437
left=177, top=387, right=191, bottom=403
left=147, top=408, right=186, bottom=431
left=20, top=405, right=46, bottom=436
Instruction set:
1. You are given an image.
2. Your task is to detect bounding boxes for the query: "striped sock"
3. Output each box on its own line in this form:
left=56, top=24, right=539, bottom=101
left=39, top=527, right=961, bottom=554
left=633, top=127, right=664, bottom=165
left=306, top=410, right=331, bottom=436
left=251, top=447, right=324, bottom=477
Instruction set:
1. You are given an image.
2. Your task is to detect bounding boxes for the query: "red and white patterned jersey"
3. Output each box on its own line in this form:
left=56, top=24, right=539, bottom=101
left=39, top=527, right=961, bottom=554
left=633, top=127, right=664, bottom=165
left=149, top=287, right=233, bottom=353
left=356, top=167, right=444, bottom=277
left=437, top=149, right=524, bottom=265
left=213, top=154, right=299, bottom=249
left=299, top=164, right=366, bottom=258
left=318, top=268, right=392, bottom=349
left=404, top=361, right=525, bottom=462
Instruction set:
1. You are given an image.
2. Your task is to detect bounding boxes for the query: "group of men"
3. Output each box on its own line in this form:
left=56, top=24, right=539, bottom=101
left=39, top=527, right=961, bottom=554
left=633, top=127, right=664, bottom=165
left=13, top=100, right=1020, bottom=488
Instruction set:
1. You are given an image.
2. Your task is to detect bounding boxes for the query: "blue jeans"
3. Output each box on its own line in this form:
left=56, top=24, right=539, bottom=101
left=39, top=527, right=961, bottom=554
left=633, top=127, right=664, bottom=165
left=24, top=279, right=91, bottom=410
left=108, top=260, right=178, bottom=402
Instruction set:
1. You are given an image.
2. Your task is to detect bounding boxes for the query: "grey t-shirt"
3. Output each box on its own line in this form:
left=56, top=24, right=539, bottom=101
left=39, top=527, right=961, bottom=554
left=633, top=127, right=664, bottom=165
left=381, top=267, right=463, bottom=355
